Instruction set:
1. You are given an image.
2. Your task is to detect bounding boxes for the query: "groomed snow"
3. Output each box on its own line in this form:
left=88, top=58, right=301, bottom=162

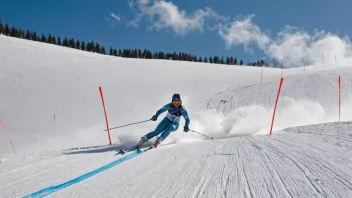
left=0, top=35, right=351, bottom=197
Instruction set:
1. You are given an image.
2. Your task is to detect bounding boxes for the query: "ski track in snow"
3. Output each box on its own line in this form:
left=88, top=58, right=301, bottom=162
left=0, top=122, right=351, bottom=198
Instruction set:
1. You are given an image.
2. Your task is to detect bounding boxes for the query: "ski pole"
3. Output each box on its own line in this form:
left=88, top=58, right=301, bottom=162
left=189, top=129, right=213, bottom=139
left=105, top=119, right=151, bottom=131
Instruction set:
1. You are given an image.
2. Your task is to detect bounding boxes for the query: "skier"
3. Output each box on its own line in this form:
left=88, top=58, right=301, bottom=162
left=135, top=93, right=190, bottom=149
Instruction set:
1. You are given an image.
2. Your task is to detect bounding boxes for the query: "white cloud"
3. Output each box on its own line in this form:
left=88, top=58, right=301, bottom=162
left=218, top=15, right=270, bottom=51
left=218, top=16, right=352, bottom=67
left=128, top=0, right=226, bottom=36
left=110, top=12, right=121, bottom=22
left=139, top=0, right=150, bottom=4
left=122, top=1, right=352, bottom=67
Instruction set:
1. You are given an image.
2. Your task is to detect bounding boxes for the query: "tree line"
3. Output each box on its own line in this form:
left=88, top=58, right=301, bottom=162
left=0, top=20, right=267, bottom=66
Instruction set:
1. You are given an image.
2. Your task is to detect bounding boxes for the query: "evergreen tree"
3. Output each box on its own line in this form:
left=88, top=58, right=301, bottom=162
left=70, top=39, right=76, bottom=48
left=86, top=42, right=91, bottom=51
left=166, top=53, right=172, bottom=60
left=226, top=57, right=231, bottom=64
left=41, top=34, right=47, bottom=42
left=19, top=29, right=25, bottom=38
left=18, top=28, right=23, bottom=38
left=57, top=36, right=62, bottom=45
left=10, top=27, right=19, bottom=38
left=0, top=21, right=3, bottom=34
left=52, top=35, right=56, bottom=44
left=234, top=58, right=237, bottom=65
left=68, top=39, right=73, bottom=48
left=220, top=56, right=225, bottom=64
left=62, top=37, right=68, bottom=47
left=25, top=30, right=32, bottom=40
left=124, top=49, right=129, bottom=57
left=204, top=57, right=208, bottom=63
left=209, top=57, right=213, bottom=63
left=133, top=49, right=138, bottom=58
left=213, top=56, right=219, bottom=64
left=109, top=47, right=113, bottom=55
left=91, top=41, right=96, bottom=52
left=101, top=46, right=106, bottom=54
left=76, top=40, right=80, bottom=50
left=228, top=56, right=233, bottom=65
left=158, top=52, right=165, bottom=59
left=146, top=50, right=152, bottom=59
left=118, top=49, right=122, bottom=57
left=138, top=49, right=142, bottom=58
left=81, top=41, right=85, bottom=50
left=193, top=55, right=197, bottom=62
left=122, top=49, right=127, bottom=57
left=198, top=57, right=202, bottom=62
left=134, top=49, right=137, bottom=58
left=15, top=28, right=20, bottom=38
left=95, top=42, right=101, bottom=53
left=180, top=52, right=185, bottom=61
left=32, top=31, right=38, bottom=41
left=172, top=52, right=178, bottom=60
left=240, top=59, right=243, bottom=65
left=4, top=23, right=10, bottom=36
left=10, top=27, right=15, bottom=37
left=47, top=34, right=53, bottom=43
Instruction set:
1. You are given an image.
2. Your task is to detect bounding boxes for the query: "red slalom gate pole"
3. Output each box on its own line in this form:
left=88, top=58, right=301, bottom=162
left=338, top=76, right=341, bottom=122
left=99, top=86, right=112, bottom=145
left=270, top=78, right=284, bottom=135
left=0, top=118, right=16, bottom=155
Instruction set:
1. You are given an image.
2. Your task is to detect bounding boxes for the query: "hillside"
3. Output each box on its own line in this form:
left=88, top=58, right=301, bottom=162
left=0, top=35, right=351, bottom=198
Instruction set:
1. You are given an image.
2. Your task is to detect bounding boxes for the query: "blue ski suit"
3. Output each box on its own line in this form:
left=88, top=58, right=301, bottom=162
left=146, top=103, right=190, bottom=140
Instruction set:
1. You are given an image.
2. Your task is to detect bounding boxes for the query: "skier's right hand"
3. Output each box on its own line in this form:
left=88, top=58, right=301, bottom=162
left=183, top=126, right=189, bottom=132
left=151, top=115, right=157, bottom=121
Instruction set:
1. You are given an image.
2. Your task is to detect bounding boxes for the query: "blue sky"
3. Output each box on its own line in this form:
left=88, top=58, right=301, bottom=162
left=1, top=0, right=351, bottom=64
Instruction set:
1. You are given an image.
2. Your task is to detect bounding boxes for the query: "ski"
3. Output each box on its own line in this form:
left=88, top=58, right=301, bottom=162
left=118, top=146, right=155, bottom=155
left=138, top=146, right=155, bottom=153
left=118, top=149, right=128, bottom=155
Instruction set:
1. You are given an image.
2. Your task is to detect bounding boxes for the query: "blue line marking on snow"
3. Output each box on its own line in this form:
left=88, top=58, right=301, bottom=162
left=23, top=150, right=142, bottom=198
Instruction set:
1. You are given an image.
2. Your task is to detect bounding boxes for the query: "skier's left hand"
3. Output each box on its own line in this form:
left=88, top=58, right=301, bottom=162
left=151, top=115, right=157, bottom=121
left=183, top=126, right=189, bottom=132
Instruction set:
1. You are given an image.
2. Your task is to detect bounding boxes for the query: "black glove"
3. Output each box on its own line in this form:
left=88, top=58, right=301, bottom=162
left=183, top=126, right=189, bottom=132
left=151, top=115, right=157, bottom=121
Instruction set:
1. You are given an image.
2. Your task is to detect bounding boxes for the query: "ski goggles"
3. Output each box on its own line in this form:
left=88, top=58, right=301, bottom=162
left=173, top=100, right=182, bottom=105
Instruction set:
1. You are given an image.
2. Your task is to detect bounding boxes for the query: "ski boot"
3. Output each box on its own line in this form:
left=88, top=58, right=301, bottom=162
left=135, top=135, right=148, bottom=149
left=152, top=136, right=164, bottom=148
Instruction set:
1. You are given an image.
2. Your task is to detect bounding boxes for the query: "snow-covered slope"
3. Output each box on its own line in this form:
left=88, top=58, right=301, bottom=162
left=0, top=34, right=306, bottom=156
left=0, top=35, right=352, bottom=197
left=1, top=122, right=352, bottom=197
left=205, top=67, right=352, bottom=138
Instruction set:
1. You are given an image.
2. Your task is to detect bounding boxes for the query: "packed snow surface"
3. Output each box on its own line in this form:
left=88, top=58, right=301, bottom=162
left=0, top=35, right=352, bottom=197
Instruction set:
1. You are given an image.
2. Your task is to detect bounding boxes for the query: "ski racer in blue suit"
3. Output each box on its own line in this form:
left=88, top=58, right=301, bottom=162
left=135, top=93, right=190, bottom=149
